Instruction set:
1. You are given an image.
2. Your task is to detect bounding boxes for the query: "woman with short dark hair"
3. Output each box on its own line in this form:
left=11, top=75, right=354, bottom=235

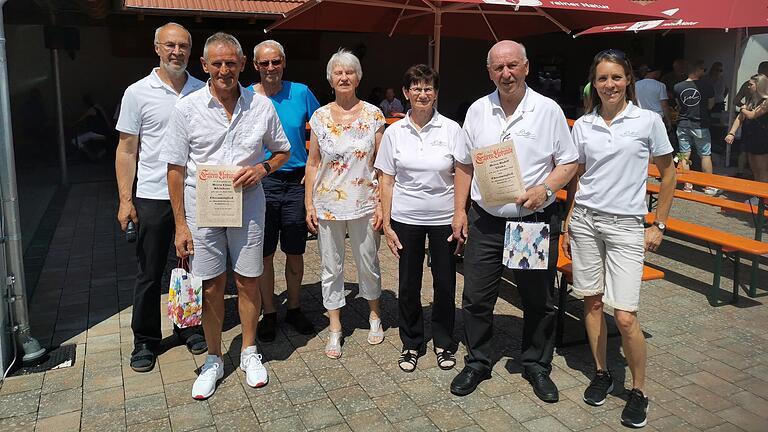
left=375, top=64, right=462, bottom=372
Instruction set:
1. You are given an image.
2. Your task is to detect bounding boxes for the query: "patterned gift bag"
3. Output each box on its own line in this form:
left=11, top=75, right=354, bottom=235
left=503, top=221, right=550, bottom=270
left=167, top=259, right=203, bottom=328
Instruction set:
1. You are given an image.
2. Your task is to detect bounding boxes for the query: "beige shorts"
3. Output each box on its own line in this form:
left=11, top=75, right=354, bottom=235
left=568, top=205, right=645, bottom=312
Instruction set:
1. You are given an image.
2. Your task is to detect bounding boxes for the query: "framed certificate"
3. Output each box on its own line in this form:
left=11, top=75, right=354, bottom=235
left=195, top=165, right=242, bottom=227
left=471, top=140, right=525, bottom=206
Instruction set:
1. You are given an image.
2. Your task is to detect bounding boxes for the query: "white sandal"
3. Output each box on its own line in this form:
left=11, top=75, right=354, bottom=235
left=325, top=330, right=343, bottom=359
left=367, top=318, right=384, bottom=345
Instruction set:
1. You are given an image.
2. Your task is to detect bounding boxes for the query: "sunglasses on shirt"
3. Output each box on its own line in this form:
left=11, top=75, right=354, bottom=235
left=257, top=59, right=283, bottom=67
left=594, top=48, right=627, bottom=61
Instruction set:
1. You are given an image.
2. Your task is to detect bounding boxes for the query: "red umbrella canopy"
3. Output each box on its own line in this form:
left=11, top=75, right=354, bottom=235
left=576, top=0, right=768, bottom=36
left=267, top=0, right=670, bottom=40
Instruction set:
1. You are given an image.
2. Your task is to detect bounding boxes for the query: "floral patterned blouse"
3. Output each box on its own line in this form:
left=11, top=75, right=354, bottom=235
left=309, top=101, right=386, bottom=220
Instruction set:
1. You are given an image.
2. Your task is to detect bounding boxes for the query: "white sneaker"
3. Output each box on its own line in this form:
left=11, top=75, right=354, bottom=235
left=683, top=183, right=694, bottom=193
left=704, top=187, right=719, bottom=196
left=240, top=346, right=268, bottom=388
left=191, top=355, right=224, bottom=400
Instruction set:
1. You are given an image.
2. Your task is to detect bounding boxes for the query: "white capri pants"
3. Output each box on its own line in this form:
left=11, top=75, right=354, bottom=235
left=568, top=205, right=645, bottom=312
left=317, top=215, right=382, bottom=310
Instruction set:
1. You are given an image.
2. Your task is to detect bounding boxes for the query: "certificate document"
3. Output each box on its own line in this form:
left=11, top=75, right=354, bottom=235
left=471, top=141, right=525, bottom=206
left=195, top=165, right=242, bottom=228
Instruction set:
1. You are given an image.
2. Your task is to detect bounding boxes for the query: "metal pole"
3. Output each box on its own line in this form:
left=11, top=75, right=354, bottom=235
left=0, top=1, right=46, bottom=364
left=434, top=8, right=441, bottom=73
left=51, top=47, right=67, bottom=184
left=725, top=28, right=745, bottom=168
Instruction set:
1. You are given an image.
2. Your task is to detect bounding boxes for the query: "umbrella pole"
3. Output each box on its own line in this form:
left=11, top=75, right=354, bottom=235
left=433, top=9, right=441, bottom=73
left=726, top=28, right=745, bottom=168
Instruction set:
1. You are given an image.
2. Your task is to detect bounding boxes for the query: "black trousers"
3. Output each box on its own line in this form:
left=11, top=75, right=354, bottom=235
left=132, top=198, right=201, bottom=348
left=391, top=220, right=456, bottom=352
left=462, top=202, right=560, bottom=374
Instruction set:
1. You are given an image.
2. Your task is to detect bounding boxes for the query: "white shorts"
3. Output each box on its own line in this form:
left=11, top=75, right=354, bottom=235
left=186, top=185, right=266, bottom=280
left=568, top=205, right=645, bottom=312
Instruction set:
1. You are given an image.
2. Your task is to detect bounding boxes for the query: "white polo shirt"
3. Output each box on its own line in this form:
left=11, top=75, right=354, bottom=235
left=374, top=109, right=462, bottom=226
left=455, top=87, right=578, bottom=218
left=116, top=69, right=205, bottom=200
left=159, top=83, right=290, bottom=211
left=571, top=102, right=673, bottom=216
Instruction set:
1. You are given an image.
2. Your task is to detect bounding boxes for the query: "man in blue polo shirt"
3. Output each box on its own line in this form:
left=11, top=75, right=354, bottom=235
left=248, top=40, right=320, bottom=341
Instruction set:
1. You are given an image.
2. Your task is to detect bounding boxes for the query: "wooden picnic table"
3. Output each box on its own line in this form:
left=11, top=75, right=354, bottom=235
left=647, top=164, right=768, bottom=297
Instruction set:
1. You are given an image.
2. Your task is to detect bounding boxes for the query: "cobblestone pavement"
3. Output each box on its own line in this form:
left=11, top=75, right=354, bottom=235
left=1, top=181, right=768, bottom=431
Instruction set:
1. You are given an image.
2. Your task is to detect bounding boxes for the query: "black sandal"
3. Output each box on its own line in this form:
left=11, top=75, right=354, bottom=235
left=183, top=333, right=208, bottom=355
left=435, top=348, right=456, bottom=370
left=130, top=344, right=156, bottom=373
left=398, top=350, right=418, bottom=372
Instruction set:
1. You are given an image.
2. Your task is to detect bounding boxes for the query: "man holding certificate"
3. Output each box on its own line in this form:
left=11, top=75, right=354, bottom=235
left=160, top=32, right=290, bottom=400
left=450, top=41, right=578, bottom=401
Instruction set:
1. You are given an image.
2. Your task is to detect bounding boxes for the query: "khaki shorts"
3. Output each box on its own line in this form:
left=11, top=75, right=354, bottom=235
left=568, top=205, right=645, bottom=312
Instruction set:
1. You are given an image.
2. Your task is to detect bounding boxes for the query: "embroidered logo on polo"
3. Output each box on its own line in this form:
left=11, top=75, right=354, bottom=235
left=680, top=88, right=701, bottom=107
left=620, top=130, right=641, bottom=138
left=514, top=129, right=537, bottom=140
left=430, top=140, right=449, bottom=148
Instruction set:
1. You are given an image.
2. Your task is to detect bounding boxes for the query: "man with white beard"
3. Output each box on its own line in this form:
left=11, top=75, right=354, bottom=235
left=115, top=22, right=207, bottom=373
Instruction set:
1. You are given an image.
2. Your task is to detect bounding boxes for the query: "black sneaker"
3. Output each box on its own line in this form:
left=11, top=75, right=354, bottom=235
left=621, top=388, right=649, bottom=428
left=583, top=369, right=614, bottom=406
left=285, top=308, right=315, bottom=335
left=257, top=312, right=277, bottom=342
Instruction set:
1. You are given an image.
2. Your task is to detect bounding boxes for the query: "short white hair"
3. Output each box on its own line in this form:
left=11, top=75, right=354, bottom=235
left=203, top=32, right=243, bottom=61
left=486, top=41, right=528, bottom=65
left=326, top=49, right=363, bottom=84
left=154, top=22, right=192, bottom=46
left=253, top=40, right=285, bottom=59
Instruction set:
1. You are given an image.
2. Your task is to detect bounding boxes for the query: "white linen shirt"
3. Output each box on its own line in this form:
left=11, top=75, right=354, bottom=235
left=635, top=78, right=668, bottom=116
left=159, top=84, right=290, bottom=210
left=455, top=87, right=578, bottom=218
left=374, top=109, right=462, bottom=226
left=571, top=102, right=673, bottom=216
left=116, top=69, right=205, bottom=200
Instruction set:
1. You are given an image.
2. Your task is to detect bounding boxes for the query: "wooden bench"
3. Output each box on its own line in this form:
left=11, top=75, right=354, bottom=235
left=555, top=242, right=665, bottom=347
left=646, top=213, right=768, bottom=303
left=646, top=182, right=768, bottom=218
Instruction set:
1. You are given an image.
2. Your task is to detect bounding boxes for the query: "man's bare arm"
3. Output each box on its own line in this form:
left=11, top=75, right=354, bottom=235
left=115, top=132, right=139, bottom=230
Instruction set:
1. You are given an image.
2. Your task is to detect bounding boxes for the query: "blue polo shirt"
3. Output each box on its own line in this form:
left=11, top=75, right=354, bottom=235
left=247, top=81, right=320, bottom=172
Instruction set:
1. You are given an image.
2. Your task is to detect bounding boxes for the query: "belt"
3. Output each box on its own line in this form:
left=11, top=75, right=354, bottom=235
left=471, top=200, right=556, bottom=222
left=268, top=167, right=305, bottom=182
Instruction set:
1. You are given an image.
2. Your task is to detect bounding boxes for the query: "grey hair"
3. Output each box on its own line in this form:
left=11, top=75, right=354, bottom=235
left=154, top=22, right=191, bottom=45
left=203, top=32, right=244, bottom=60
left=253, top=40, right=285, bottom=59
left=326, top=49, right=363, bottom=84
left=486, top=41, right=527, bottom=65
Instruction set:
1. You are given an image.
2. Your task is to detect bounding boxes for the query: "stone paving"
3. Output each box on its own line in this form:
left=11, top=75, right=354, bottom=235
left=1, top=181, right=768, bottom=431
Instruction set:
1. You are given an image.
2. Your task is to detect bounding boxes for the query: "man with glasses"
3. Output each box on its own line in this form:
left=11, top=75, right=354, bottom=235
left=247, top=40, right=320, bottom=342
left=161, top=32, right=290, bottom=400
left=449, top=40, right=577, bottom=401
left=115, top=22, right=206, bottom=373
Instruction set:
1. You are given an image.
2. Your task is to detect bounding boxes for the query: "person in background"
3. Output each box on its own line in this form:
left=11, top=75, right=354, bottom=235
left=564, top=48, right=676, bottom=429
left=375, top=64, right=461, bottom=372
left=673, top=60, right=717, bottom=195
left=706, top=61, right=728, bottom=113
left=731, top=61, right=768, bottom=178
left=661, top=58, right=687, bottom=102
left=380, top=87, right=405, bottom=118
left=635, top=64, right=672, bottom=129
left=726, top=74, right=768, bottom=206
left=247, top=40, right=319, bottom=342
left=305, top=49, right=386, bottom=359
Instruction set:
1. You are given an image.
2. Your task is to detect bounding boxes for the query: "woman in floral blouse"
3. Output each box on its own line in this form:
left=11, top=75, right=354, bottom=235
left=305, top=49, right=386, bottom=358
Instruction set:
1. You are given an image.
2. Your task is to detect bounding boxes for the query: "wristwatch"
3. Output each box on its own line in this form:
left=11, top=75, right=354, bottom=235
left=261, top=161, right=272, bottom=175
left=653, top=221, right=666, bottom=231
left=541, top=183, right=554, bottom=198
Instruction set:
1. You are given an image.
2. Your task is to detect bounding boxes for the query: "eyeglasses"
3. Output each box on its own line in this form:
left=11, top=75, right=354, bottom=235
left=157, top=42, right=190, bottom=52
left=595, top=48, right=626, bottom=61
left=409, top=87, right=435, bottom=94
left=257, top=59, right=283, bottom=67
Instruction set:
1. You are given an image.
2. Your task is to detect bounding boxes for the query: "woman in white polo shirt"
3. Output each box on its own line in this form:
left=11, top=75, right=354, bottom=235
left=563, top=49, right=676, bottom=429
left=375, top=64, right=462, bottom=372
